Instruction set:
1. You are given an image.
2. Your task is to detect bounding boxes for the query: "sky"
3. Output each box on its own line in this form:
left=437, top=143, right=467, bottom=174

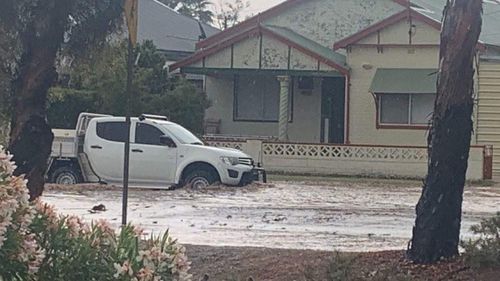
left=211, top=0, right=287, bottom=18
left=242, top=0, right=286, bottom=17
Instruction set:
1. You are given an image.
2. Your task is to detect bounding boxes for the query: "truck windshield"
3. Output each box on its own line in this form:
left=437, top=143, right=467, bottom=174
left=162, top=124, right=203, bottom=145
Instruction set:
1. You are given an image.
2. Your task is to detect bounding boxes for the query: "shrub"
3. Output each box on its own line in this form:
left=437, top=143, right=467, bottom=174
left=461, top=212, right=500, bottom=269
left=326, top=252, right=357, bottom=281
left=0, top=146, right=192, bottom=281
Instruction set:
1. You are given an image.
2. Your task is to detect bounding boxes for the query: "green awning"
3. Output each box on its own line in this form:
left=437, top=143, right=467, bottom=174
left=370, top=68, right=437, bottom=94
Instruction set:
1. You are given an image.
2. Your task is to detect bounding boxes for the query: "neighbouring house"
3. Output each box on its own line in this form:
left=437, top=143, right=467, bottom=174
left=139, top=0, right=220, bottom=88
left=170, top=0, right=500, bottom=179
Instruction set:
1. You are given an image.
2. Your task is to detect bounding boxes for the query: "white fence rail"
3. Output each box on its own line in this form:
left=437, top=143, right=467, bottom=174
left=205, top=139, right=489, bottom=180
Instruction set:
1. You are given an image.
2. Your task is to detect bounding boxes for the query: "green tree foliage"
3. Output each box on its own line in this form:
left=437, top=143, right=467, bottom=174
left=215, top=0, right=250, bottom=30
left=160, top=0, right=214, bottom=24
left=0, top=0, right=123, bottom=199
left=48, top=40, right=210, bottom=134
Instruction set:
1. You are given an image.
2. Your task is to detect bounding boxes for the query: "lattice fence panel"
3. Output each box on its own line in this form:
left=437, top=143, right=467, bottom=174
left=205, top=141, right=244, bottom=151
left=262, top=143, right=427, bottom=161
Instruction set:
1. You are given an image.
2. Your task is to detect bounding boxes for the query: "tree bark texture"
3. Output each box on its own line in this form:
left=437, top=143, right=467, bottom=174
left=407, top=0, right=482, bottom=264
left=8, top=0, right=71, bottom=200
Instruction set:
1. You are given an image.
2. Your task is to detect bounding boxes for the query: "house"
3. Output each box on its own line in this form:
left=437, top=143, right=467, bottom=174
left=138, top=0, right=219, bottom=62
left=170, top=0, right=500, bottom=178
left=138, top=0, right=220, bottom=88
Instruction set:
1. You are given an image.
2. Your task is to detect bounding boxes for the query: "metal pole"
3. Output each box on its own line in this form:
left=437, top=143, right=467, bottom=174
left=122, top=39, right=133, bottom=226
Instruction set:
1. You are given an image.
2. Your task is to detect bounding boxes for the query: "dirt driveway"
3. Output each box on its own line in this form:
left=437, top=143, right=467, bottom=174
left=42, top=179, right=500, bottom=252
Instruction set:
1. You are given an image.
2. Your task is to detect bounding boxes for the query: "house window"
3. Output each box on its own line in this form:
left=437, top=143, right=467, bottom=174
left=378, top=93, right=435, bottom=126
left=234, top=75, right=292, bottom=122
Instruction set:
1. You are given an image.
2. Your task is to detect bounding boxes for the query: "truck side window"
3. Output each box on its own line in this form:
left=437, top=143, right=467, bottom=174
left=96, top=122, right=128, bottom=142
left=135, top=123, right=164, bottom=145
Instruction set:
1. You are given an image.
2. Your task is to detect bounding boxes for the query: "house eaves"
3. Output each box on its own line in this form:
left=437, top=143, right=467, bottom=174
left=170, top=24, right=349, bottom=76
left=332, top=7, right=486, bottom=51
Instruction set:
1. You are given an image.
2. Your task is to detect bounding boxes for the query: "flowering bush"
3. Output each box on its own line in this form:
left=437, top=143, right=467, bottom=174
left=0, top=146, right=191, bottom=281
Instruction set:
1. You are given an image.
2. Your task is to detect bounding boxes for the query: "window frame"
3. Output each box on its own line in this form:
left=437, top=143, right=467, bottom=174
left=134, top=122, right=167, bottom=146
left=232, top=74, right=294, bottom=123
left=96, top=121, right=129, bottom=143
left=376, top=93, right=434, bottom=130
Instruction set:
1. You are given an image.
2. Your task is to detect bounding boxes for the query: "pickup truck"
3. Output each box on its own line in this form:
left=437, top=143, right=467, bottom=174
left=48, top=113, right=265, bottom=189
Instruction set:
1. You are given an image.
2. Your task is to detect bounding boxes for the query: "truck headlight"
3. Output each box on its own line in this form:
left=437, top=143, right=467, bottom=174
left=220, top=156, right=239, bottom=166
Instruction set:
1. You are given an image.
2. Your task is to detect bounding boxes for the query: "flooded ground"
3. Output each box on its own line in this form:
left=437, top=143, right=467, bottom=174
left=41, top=179, right=500, bottom=252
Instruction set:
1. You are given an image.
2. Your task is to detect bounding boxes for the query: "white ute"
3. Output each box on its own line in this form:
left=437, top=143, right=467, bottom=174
left=48, top=113, right=266, bottom=189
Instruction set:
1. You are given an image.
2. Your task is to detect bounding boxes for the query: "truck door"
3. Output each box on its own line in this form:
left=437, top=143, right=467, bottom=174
left=86, top=121, right=128, bottom=182
left=130, top=122, right=177, bottom=186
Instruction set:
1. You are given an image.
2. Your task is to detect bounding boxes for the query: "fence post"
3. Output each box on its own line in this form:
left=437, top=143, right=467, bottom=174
left=244, top=140, right=264, bottom=167
left=483, top=145, right=493, bottom=180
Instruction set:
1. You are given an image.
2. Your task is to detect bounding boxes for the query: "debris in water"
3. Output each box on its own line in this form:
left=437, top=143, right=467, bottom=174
left=89, top=204, right=106, bottom=213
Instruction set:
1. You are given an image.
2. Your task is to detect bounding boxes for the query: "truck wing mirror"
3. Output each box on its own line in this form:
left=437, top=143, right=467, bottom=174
left=159, top=135, right=176, bottom=148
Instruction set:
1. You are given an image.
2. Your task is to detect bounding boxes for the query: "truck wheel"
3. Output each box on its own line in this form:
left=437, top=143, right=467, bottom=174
left=50, top=167, right=82, bottom=185
left=184, top=169, right=217, bottom=189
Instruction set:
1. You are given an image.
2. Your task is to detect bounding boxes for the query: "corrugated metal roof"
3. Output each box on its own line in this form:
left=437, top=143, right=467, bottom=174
left=409, top=0, right=500, bottom=46
left=138, top=0, right=220, bottom=53
left=370, top=68, right=438, bottom=94
left=263, top=25, right=347, bottom=67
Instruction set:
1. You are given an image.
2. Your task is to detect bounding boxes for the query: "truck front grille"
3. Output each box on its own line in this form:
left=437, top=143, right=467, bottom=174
left=238, top=157, right=254, bottom=166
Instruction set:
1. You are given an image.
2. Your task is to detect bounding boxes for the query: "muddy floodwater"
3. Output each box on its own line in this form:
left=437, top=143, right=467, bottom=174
left=42, top=181, right=500, bottom=252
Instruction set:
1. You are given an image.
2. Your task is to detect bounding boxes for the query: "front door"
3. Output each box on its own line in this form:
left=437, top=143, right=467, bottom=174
left=321, top=77, right=346, bottom=144
left=130, top=122, right=177, bottom=186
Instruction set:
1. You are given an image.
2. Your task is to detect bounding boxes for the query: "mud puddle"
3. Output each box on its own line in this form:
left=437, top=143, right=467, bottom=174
left=41, top=182, right=500, bottom=251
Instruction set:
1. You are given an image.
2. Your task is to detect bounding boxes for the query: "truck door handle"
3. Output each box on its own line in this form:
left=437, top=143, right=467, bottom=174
left=90, top=145, right=102, bottom=149
left=132, top=149, right=143, bottom=153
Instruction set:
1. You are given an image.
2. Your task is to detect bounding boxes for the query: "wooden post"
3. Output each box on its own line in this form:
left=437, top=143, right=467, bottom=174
left=407, top=0, right=483, bottom=264
left=483, top=145, right=493, bottom=180
left=277, top=76, right=290, bottom=141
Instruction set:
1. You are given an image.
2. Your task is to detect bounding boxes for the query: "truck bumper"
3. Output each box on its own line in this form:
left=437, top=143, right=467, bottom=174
left=239, top=168, right=267, bottom=186
left=218, top=164, right=267, bottom=186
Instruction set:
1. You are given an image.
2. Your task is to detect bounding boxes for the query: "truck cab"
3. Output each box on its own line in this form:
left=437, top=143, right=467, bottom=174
left=48, top=113, right=265, bottom=189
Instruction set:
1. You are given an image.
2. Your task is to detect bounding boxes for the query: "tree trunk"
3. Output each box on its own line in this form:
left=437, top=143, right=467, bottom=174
left=8, top=0, right=70, bottom=200
left=407, top=0, right=482, bottom=264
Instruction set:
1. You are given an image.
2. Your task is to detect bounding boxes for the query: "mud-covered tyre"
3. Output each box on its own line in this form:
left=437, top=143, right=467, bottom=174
left=184, top=169, right=217, bottom=189
left=50, top=166, right=82, bottom=185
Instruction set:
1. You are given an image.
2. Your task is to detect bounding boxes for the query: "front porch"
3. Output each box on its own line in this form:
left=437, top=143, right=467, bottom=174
left=170, top=24, right=350, bottom=144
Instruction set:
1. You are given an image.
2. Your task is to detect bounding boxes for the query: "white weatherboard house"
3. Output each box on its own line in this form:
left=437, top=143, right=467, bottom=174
left=170, top=0, right=500, bottom=179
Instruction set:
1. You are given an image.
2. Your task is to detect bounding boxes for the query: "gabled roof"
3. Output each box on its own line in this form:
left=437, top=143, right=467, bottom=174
left=196, top=0, right=500, bottom=51
left=195, top=0, right=304, bottom=49
left=170, top=24, right=349, bottom=75
left=333, top=2, right=489, bottom=51
left=333, top=9, right=441, bottom=50
left=263, top=25, right=347, bottom=67
left=407, top=0, right=500, bottom=46
left=138, top=0, right=219, bottom=53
